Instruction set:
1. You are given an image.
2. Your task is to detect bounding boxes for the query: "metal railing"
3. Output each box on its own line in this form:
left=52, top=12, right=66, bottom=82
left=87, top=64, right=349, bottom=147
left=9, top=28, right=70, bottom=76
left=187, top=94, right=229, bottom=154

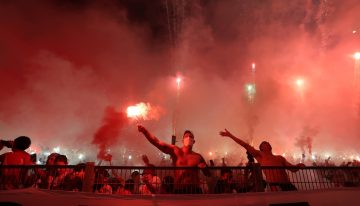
left=1, top=164, right=360, bottom=194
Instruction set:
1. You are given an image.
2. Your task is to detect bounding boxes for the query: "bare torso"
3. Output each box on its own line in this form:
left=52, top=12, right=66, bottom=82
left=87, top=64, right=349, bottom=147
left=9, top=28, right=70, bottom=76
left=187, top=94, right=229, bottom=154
left=171, top=147, right=204, bottom=187
left=255, top=152, right=290, bottom=183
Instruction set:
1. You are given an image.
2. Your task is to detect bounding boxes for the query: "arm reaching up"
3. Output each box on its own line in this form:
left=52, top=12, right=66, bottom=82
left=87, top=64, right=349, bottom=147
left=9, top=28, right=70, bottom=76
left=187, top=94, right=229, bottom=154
left=219, top=129, right=260, bottom=158
left=142, top=155, right=152, bottom=166
left=138, top=125, right=175, bottom=155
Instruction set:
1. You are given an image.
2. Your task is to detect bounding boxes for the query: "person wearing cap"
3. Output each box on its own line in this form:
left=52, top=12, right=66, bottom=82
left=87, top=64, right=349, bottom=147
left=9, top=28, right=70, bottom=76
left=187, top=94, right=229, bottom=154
left=137, top=125, right=210, bottom=194
left=219, top=129, right=305, bottom=191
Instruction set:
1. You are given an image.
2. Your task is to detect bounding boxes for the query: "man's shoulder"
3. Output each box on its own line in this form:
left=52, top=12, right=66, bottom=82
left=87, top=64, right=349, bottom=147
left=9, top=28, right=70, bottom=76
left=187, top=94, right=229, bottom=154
left=274, top=154, right=286, bottom=160
left=1, top=151, right=12, bottom=156
left=172, top=146, right=182, bottom=153
left=3, top=150, right=31, bottom=165
left=190, top=151, right=205, bottom=159
left=14, top=150, right=31, bottom=159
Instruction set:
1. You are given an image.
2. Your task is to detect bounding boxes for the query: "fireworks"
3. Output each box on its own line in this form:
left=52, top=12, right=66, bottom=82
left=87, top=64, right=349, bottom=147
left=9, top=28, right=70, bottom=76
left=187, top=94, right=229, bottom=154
left=354, top=52, right=360, bottom=60
left=175, top=76, right=182, bottom=98
left=294, top=77, right=306, bottom=102
left=173, top=76, right=183, bottom=137
left=53, top=146, right=60, bottom=153
left=126, top=102, right=162, bottom=122
left=245, top=63, right=257, bottom=104
left=126, top=103, right=150, bottom=121
left=176, top=77, right=182, bottom=87
left=353, top=52, right=360, bottom=117
left=245, top=83, right=256, bottom=103
left=78, top=153, right=85, bottom=160
left=295, top=78, right=304, bottom=88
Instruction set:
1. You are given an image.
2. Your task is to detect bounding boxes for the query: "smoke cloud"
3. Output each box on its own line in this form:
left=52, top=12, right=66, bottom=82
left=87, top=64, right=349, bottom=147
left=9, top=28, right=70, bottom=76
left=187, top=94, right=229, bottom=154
left=92, top=107, right=128, bottom=162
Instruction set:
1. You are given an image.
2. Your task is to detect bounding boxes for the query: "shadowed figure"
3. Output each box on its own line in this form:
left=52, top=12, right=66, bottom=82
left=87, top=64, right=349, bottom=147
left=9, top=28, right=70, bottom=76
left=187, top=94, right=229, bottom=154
left=219, top=129, right=305, bottom=191
left=138, top=125, right=211, bottom=194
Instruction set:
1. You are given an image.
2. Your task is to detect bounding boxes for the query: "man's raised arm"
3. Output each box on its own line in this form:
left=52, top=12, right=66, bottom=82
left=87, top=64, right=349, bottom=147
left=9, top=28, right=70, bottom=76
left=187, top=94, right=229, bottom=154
left=219, top=129, right=260, bottom=157
left=138, top=125, right=174, bottom=155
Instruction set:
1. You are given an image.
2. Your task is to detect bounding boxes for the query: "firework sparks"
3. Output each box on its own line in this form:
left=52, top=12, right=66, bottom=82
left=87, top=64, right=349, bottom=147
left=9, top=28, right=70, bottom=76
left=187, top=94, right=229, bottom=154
left=126, top=102, right=162, bottom=122
left=245, top=83, right=256, bottom=103
left=173, top=76, right=183, bottom=137
left=295, top=78, right=304, bottom=88
left=176, top=77, right=182, bottom=88
left=294, top=77, right=306, bottom=102
left=354, top=52, right=360, bottom=60
left=353, top=52, right=360, bottom=116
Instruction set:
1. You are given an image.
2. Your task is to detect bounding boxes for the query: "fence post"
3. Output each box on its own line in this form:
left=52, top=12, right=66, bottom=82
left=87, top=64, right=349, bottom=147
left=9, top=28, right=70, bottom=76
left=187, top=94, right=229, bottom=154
left=253, top=163, right=265, bottom=192
left=82, top=162, right=95, bottom=192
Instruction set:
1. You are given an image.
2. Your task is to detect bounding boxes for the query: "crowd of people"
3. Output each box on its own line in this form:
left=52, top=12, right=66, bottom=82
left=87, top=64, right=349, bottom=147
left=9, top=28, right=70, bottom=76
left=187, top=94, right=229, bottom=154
left=0, top=126, right=359, bottom=194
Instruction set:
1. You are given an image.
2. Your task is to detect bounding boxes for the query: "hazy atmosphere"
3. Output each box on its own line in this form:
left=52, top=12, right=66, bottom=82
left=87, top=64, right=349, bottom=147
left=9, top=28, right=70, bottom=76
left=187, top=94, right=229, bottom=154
left=1, top=0, right=360, bottom=165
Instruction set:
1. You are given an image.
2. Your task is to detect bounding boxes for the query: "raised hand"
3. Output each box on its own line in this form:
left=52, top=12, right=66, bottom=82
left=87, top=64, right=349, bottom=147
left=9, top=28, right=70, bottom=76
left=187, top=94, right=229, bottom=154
left=219, top=129, right=233, bottom=138
left=142, top=154, right=150, bottom=165
left=137, top=125, right=147, bottom=133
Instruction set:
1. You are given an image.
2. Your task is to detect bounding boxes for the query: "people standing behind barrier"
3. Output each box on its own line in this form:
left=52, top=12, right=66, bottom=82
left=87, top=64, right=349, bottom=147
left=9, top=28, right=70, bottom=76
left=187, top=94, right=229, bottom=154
left=123, top=179, right=135, bottom=194
left=94, top=169, right=111, bottom=193
left=214, top=168, right=237, bottom=193
left=138, top=154, right=161, bottom=194
left=106, top=176, right=130, bottom=195
left=62, top=163, right=85, bottom=191
left=137, top=125, right=211, bottom=194
left=219, top=129, right=305, bottom=191
left=0, top=136, right=33, bottom=190
left=130, top=171, right=141, bottom=194
left=49, top=155, right=71, bottom=190
left=161, top=175, right=174, bottom=194
left=241, top=151, right=266, bottom=192
left=205, top=159, right=218, bottom=194
left=37, top=153, right=60, bottom=189
left=139, top=167, right=161, bottom=194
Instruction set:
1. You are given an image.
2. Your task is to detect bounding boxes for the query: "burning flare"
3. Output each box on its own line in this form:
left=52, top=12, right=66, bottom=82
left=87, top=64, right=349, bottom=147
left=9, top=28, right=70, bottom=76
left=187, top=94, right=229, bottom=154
left=126, top=102, right=162, bottom=121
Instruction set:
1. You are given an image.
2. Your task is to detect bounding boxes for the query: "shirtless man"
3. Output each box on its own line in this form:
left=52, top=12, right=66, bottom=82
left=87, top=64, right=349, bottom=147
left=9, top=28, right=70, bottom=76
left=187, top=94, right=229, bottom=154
left=219, top=129, right=305, bottom=191
left=138, top=125, right=210, bottom=194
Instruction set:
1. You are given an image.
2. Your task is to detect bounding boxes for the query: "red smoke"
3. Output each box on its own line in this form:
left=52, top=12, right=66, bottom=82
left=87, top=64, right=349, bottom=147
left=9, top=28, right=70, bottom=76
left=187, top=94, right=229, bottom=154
left=92, top=106, right=128, bottom=161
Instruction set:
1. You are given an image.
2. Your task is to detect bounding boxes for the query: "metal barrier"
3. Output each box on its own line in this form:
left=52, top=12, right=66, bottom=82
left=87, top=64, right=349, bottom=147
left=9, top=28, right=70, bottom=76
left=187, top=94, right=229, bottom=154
left=1, top=164, right=360, bottom=194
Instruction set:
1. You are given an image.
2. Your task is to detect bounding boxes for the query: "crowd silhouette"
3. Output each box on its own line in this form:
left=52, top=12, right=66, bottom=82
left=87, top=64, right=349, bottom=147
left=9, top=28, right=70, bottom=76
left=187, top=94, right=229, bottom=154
left=1, top=132, right=360, bottom=194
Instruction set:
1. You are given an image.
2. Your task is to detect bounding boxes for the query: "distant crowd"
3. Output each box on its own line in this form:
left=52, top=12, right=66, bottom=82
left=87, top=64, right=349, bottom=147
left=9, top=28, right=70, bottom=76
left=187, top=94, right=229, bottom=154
left=1, top=127, right=360, bottom=194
